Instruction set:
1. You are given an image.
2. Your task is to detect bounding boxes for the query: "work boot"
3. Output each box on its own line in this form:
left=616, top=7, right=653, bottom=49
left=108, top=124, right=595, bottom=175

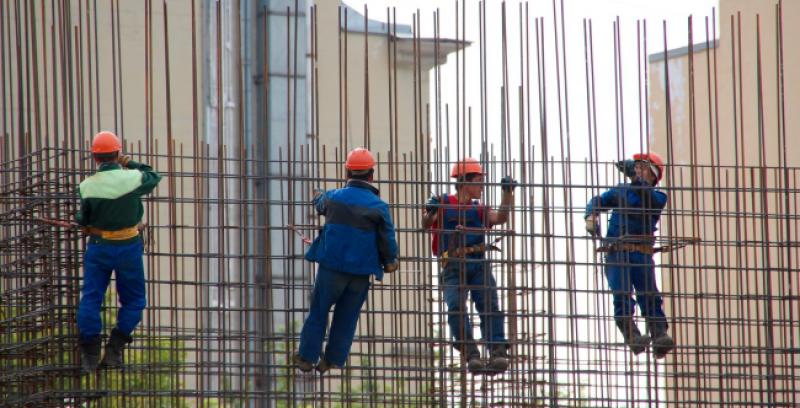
left=100, top=328, right=132, bottom=369
left=615, top=318, right=651, bottom=355
left=485, top=344, right=509, bottom=375
left=292, top=353, right=314, bottom=373
left=79, top=336, right=102, bottom=373
left=462, top=343, right=485, bottom=373
left=648, top=321, right=675, bottom=359
left=316, top=356, right=338, bottom=374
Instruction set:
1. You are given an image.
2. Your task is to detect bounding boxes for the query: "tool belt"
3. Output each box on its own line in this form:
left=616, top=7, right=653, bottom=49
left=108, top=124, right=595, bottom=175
left=440, top=244, right=490, bottom=268
left=86, top=225, right=140, bottom=241
left=599, top=242, right=655, bottom=255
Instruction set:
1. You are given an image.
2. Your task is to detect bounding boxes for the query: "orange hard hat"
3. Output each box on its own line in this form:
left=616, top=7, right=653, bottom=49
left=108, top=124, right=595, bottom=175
left=633, top=152, right=665, bottom=183
left=92, top=131, right=122, bottom=154
left=345, top=147, right=375, bottom=170
left=451, top=158, right=484, bottom=178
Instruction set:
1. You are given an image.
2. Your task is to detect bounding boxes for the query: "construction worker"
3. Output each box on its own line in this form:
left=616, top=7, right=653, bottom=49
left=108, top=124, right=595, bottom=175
left=422, top=158, right=516, bottom=375
left=584, top=152, right=675, bottom=359
left=76, top=131, right=162, bottom=372
left=294, top=147, right=399, bottom=374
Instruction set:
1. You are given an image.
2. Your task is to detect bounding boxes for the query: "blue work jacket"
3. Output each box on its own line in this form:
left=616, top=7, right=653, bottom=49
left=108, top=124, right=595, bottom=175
left=585, top=180, right=668, bottom=243
left=305, top=179, right=399, bottom=280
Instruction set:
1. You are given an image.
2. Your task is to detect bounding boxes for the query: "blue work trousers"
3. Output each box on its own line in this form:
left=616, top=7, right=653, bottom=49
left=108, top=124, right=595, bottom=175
left=440, top=259, right=507, bottom=350
left=77, top=240, right=146, bottom=341
left=298, top=266, right=371, bottom=367
left=604, top=250, right=667, bottom=326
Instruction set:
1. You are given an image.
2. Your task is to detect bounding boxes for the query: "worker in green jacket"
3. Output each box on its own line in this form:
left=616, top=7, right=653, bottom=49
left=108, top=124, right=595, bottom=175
left=76, top=131, right=162, bottom=372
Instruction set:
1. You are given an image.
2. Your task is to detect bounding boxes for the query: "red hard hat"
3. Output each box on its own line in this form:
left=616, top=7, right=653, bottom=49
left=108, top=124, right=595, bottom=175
left=345, top=147, right=376, bottom=170
left=451, top=158, right=484, bottom=178
left=92, top=131, right=122, bottom=154
left=633, top=152, right=665, bottom=183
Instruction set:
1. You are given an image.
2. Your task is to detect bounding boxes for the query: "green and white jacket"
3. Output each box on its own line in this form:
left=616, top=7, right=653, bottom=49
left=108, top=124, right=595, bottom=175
left=77, top=161, right=162, bottom=245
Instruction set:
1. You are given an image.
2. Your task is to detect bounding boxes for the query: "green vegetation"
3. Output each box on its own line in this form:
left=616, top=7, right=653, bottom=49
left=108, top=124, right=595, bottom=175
left=1, top=290, right=189, bottom=407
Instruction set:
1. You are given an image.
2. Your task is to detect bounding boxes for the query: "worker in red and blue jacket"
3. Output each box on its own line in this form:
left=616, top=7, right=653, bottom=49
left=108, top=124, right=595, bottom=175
left=584, top=152, right=675, bottom=359
left=422, top=158, right=516, bottom=375
left=294, top=147, right=399, bottom=374
left=76, top=131, right=162, bottom=372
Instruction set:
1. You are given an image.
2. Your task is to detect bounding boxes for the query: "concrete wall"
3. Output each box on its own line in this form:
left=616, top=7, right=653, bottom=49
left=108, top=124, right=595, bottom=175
left=648, top=1, right=800, bottom=405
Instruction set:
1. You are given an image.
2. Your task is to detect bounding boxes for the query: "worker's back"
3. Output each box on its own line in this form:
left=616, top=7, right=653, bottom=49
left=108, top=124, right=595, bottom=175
left=603, top=181, right=668, bottom=239
left=305, top=179, right=397, bottom=280
left=78, top=161, right=162, bottom=236
left=77, top=131, right=163, bottom=373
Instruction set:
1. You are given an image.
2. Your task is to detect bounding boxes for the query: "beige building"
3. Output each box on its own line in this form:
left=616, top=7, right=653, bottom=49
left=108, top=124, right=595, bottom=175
left=2, top=0, right=462, bottom=405
left=648, top=0, right=799, bottom=405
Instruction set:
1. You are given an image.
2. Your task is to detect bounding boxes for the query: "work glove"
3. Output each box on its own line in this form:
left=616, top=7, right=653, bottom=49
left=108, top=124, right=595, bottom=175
left=615, top=159, right=637, bottom=179
left=117, top=155, right=132, bottom=168
left=585, top=214, right=600, bottom=236
left=384, top=260, right=399, bottom=273
left=425, top=195, right=440, bottom=215
left=500, top=176, right=518, bottom=193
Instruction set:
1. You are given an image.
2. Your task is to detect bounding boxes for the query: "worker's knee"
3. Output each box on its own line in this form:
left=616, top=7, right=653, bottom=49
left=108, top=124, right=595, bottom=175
left=487, top=289, right=501, bottom=307
left=79, top=288, right=105, bottom=305
left=441, top=283, right=466, bottom=309
left=121, top=295, right=147, bottom=312
left=473, top=289, right=501, bottom=312
left=612, top=295, right=635, bottom=316
left=77, top=303, right=100, bottom=321
left=445, top=298, right=466, bottom=314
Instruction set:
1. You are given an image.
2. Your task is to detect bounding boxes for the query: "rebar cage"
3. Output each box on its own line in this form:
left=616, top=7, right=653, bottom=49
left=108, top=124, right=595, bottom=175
left=1, top=0, right=799, bottom=407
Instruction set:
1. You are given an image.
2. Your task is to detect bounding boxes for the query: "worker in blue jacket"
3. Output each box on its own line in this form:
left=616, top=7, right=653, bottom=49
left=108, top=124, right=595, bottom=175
left=585, top=152, right=675, bottom=359
left=294, top=147, right=399, bottom=373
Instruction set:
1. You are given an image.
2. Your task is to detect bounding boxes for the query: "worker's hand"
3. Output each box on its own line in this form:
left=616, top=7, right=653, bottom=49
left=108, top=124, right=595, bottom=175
left=500, top=176, right=518, bottom=192
left=425, top=195, right=440, bottom=215
left=383, top=260, right=399, bottom=273
left=615, top=159, right=637, bottom=178
left=117, top=155, right=132, bottom=168
left=585, top=214, right=600, bottom=236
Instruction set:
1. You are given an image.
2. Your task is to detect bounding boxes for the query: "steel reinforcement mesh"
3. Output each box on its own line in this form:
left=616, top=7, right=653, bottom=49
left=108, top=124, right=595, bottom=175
left=1, top=1, right=798, bottom=407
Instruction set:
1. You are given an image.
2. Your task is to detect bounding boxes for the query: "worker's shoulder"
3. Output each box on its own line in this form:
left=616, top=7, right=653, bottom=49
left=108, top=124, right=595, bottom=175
left=330, top=186, right=388, bottom=208
left=338, top=186, right=385, bottom=201
left=607, top=183, right=629, bottom=192
left=79, top=169, right=143, bottom=199
left=652, top=188, right=668, bottom=199
left=620, top=182, right=668, bottom=200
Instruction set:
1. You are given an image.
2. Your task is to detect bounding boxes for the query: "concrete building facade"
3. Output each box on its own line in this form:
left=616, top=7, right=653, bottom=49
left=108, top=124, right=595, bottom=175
left=648, top=0, right=799, bottom=405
